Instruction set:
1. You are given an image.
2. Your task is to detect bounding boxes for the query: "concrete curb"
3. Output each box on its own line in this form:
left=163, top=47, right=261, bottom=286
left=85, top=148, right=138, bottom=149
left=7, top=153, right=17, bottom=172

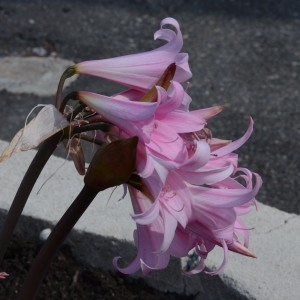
left=206, top=202, right=300, bottom=300
left=0, top=56, right=77, bottom=96
left=0, top=139, right=299, bottom=299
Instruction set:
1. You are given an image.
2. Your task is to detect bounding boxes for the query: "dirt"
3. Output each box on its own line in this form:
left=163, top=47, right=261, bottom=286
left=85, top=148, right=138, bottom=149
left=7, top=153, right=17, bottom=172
left=0, top=235, right=188, bottom=300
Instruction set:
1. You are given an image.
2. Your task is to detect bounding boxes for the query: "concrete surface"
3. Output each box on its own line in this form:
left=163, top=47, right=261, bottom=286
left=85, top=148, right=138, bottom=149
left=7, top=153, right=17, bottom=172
left=206, top=203, right=300, bottom=300
left=0, top=56, right=77, bottom=96
left=0, top=140, right=136, bottom=242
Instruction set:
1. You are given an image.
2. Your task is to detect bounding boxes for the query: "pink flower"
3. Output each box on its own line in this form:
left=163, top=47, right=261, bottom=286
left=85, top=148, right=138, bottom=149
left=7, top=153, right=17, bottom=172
left=79, top=77, right=261, bottom=277
left=114, top=170, right=261, bottom=276
left=78, top=80, right=209, bottom=198
left=1, top=15, right=262, bottom=279
left=113, top=119, right=262, bottom=275
left=185, top=169, right=262, bottom=275
left=0, top=272, right=9, bottom=279
left=179, top=118, right=255, bottom=187
left=113, top=219, right=171, bottom=274
left=75, top=18, right=191, bottom=91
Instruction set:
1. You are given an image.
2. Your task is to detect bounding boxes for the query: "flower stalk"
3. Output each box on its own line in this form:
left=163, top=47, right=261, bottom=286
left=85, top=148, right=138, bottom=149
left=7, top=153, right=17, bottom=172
left=18, top=184, right=99, bottom=300
left=55, top=66, right=77, bottom=109
left=0, top=131, right=63, bottom=265
left=18, top=137, right=138, bottom=299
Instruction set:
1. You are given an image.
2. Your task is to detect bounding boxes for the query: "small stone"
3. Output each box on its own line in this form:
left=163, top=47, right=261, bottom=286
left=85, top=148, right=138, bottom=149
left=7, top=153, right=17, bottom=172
left=32, top=46, right=47, bottom=57
left=39, top=228, right=52, bottom=241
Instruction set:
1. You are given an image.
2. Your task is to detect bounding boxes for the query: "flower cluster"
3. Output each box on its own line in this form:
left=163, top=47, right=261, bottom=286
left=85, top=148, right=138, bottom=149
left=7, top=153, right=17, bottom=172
left=77, top=17, right=262, bottom=275
left=1, top=17, right=262, bottom=276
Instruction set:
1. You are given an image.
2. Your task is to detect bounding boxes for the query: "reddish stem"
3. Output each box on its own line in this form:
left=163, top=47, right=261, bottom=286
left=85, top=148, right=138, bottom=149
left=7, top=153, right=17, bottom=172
left=18, top=185, right=99, bottom=300
left=0, top=132, right=62, bottom=265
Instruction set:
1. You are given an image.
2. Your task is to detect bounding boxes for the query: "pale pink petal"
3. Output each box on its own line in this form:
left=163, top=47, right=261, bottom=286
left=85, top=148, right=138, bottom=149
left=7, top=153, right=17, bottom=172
left=0, top=272, right=9, bottom=279
left=137, top=155, right=170, bottom=199
left=155, top=82, right=184, bottom=116
left=184, top=257, right=206, bottom=275
left=169, top=228, right=195, bottom=257
left=160, top=171, right=192, bottom=227
left=78, top=91, right=157, bottom=121
left=156, top=210, right=178, bottom=253
left=191, top=105, right=225, bottom=121
left=205, top=240, right=229, bottom=275
left=113, top=89, right=145, bottom=101
left=212, top=118, right=254, bottom=157
left=209, top=138, right=232, bottom=152
left=180, top=163, right=235, bottom=185
left=78, top=91, right=157, bottom=142
left=181, top=140, right=211, bottom=170
left=131, top=196, right=160, bottom=225
left=228, top=241, right=256, bottom=258
left=234, top=218, right=251, bottom=247
left=160, top=110, right=206, bottom=133
left=189, top=172, right=262, bottom=208
left=147, top=121, right=188, bottom=163
left=129, top=187, right=154, bottom=213
left=189, top=204, right=236, bottom=239
left=76, top=18, right=191, bottom=91
left=113, top=221, right=170, bottom=274
left=180, top=92, right=192, bottom=111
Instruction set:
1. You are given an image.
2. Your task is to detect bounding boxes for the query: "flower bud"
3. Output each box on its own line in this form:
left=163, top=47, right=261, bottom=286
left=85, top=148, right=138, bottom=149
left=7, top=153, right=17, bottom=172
left=84, top=137, right=138, bottom=191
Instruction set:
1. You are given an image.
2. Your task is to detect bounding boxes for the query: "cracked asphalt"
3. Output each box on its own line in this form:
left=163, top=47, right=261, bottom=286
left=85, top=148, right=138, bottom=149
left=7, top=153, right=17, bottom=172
left=0, top=0, right=299, bottom=214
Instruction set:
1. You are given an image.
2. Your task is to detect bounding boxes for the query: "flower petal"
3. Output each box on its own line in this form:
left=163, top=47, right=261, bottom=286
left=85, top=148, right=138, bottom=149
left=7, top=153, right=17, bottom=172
left=76, top=18, right=191, bottom=91
left=212, top=118, right=254, bottom=157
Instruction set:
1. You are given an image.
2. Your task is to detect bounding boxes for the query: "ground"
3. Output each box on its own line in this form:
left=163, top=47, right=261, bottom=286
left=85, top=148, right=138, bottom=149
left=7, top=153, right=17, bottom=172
left=0, top=235, right=188, bottom=300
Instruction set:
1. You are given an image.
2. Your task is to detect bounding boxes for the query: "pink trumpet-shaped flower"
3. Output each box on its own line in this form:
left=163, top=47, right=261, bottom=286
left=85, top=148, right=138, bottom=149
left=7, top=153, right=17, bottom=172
left=114, top=169, right=261, bottom=275
left=75, top=18, right=191, bottom=91
left=0, top=272, right=9, bottom=279
left=78, top=80, right=210, bottom=198
left=185, top=170, right=262, bottom=275
left=1, top=15, right=262, bottom=279
left=113, top=219, right=171, bottom=275
left=114, top=118, right=262, bottom=275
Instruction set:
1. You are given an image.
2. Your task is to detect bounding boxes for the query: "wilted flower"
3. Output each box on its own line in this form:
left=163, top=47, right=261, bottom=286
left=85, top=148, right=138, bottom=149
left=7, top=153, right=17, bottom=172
left=0, top=105, right=69, bottom=162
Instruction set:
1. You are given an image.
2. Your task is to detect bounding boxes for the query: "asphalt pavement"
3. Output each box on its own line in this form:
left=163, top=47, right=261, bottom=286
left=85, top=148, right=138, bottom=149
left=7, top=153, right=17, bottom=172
left=0, top=0, right=299, bottom=214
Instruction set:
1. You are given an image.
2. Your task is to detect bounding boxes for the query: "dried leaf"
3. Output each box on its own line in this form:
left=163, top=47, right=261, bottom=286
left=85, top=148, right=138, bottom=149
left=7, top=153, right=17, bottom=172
left=0, top=105, right=69, bottom=162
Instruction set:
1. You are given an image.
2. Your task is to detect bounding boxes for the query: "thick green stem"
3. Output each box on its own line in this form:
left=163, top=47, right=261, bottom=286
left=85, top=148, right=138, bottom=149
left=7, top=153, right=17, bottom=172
left=18, top=185, right=99, bottom=300
left=0, top=132, right=62, bottom=264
